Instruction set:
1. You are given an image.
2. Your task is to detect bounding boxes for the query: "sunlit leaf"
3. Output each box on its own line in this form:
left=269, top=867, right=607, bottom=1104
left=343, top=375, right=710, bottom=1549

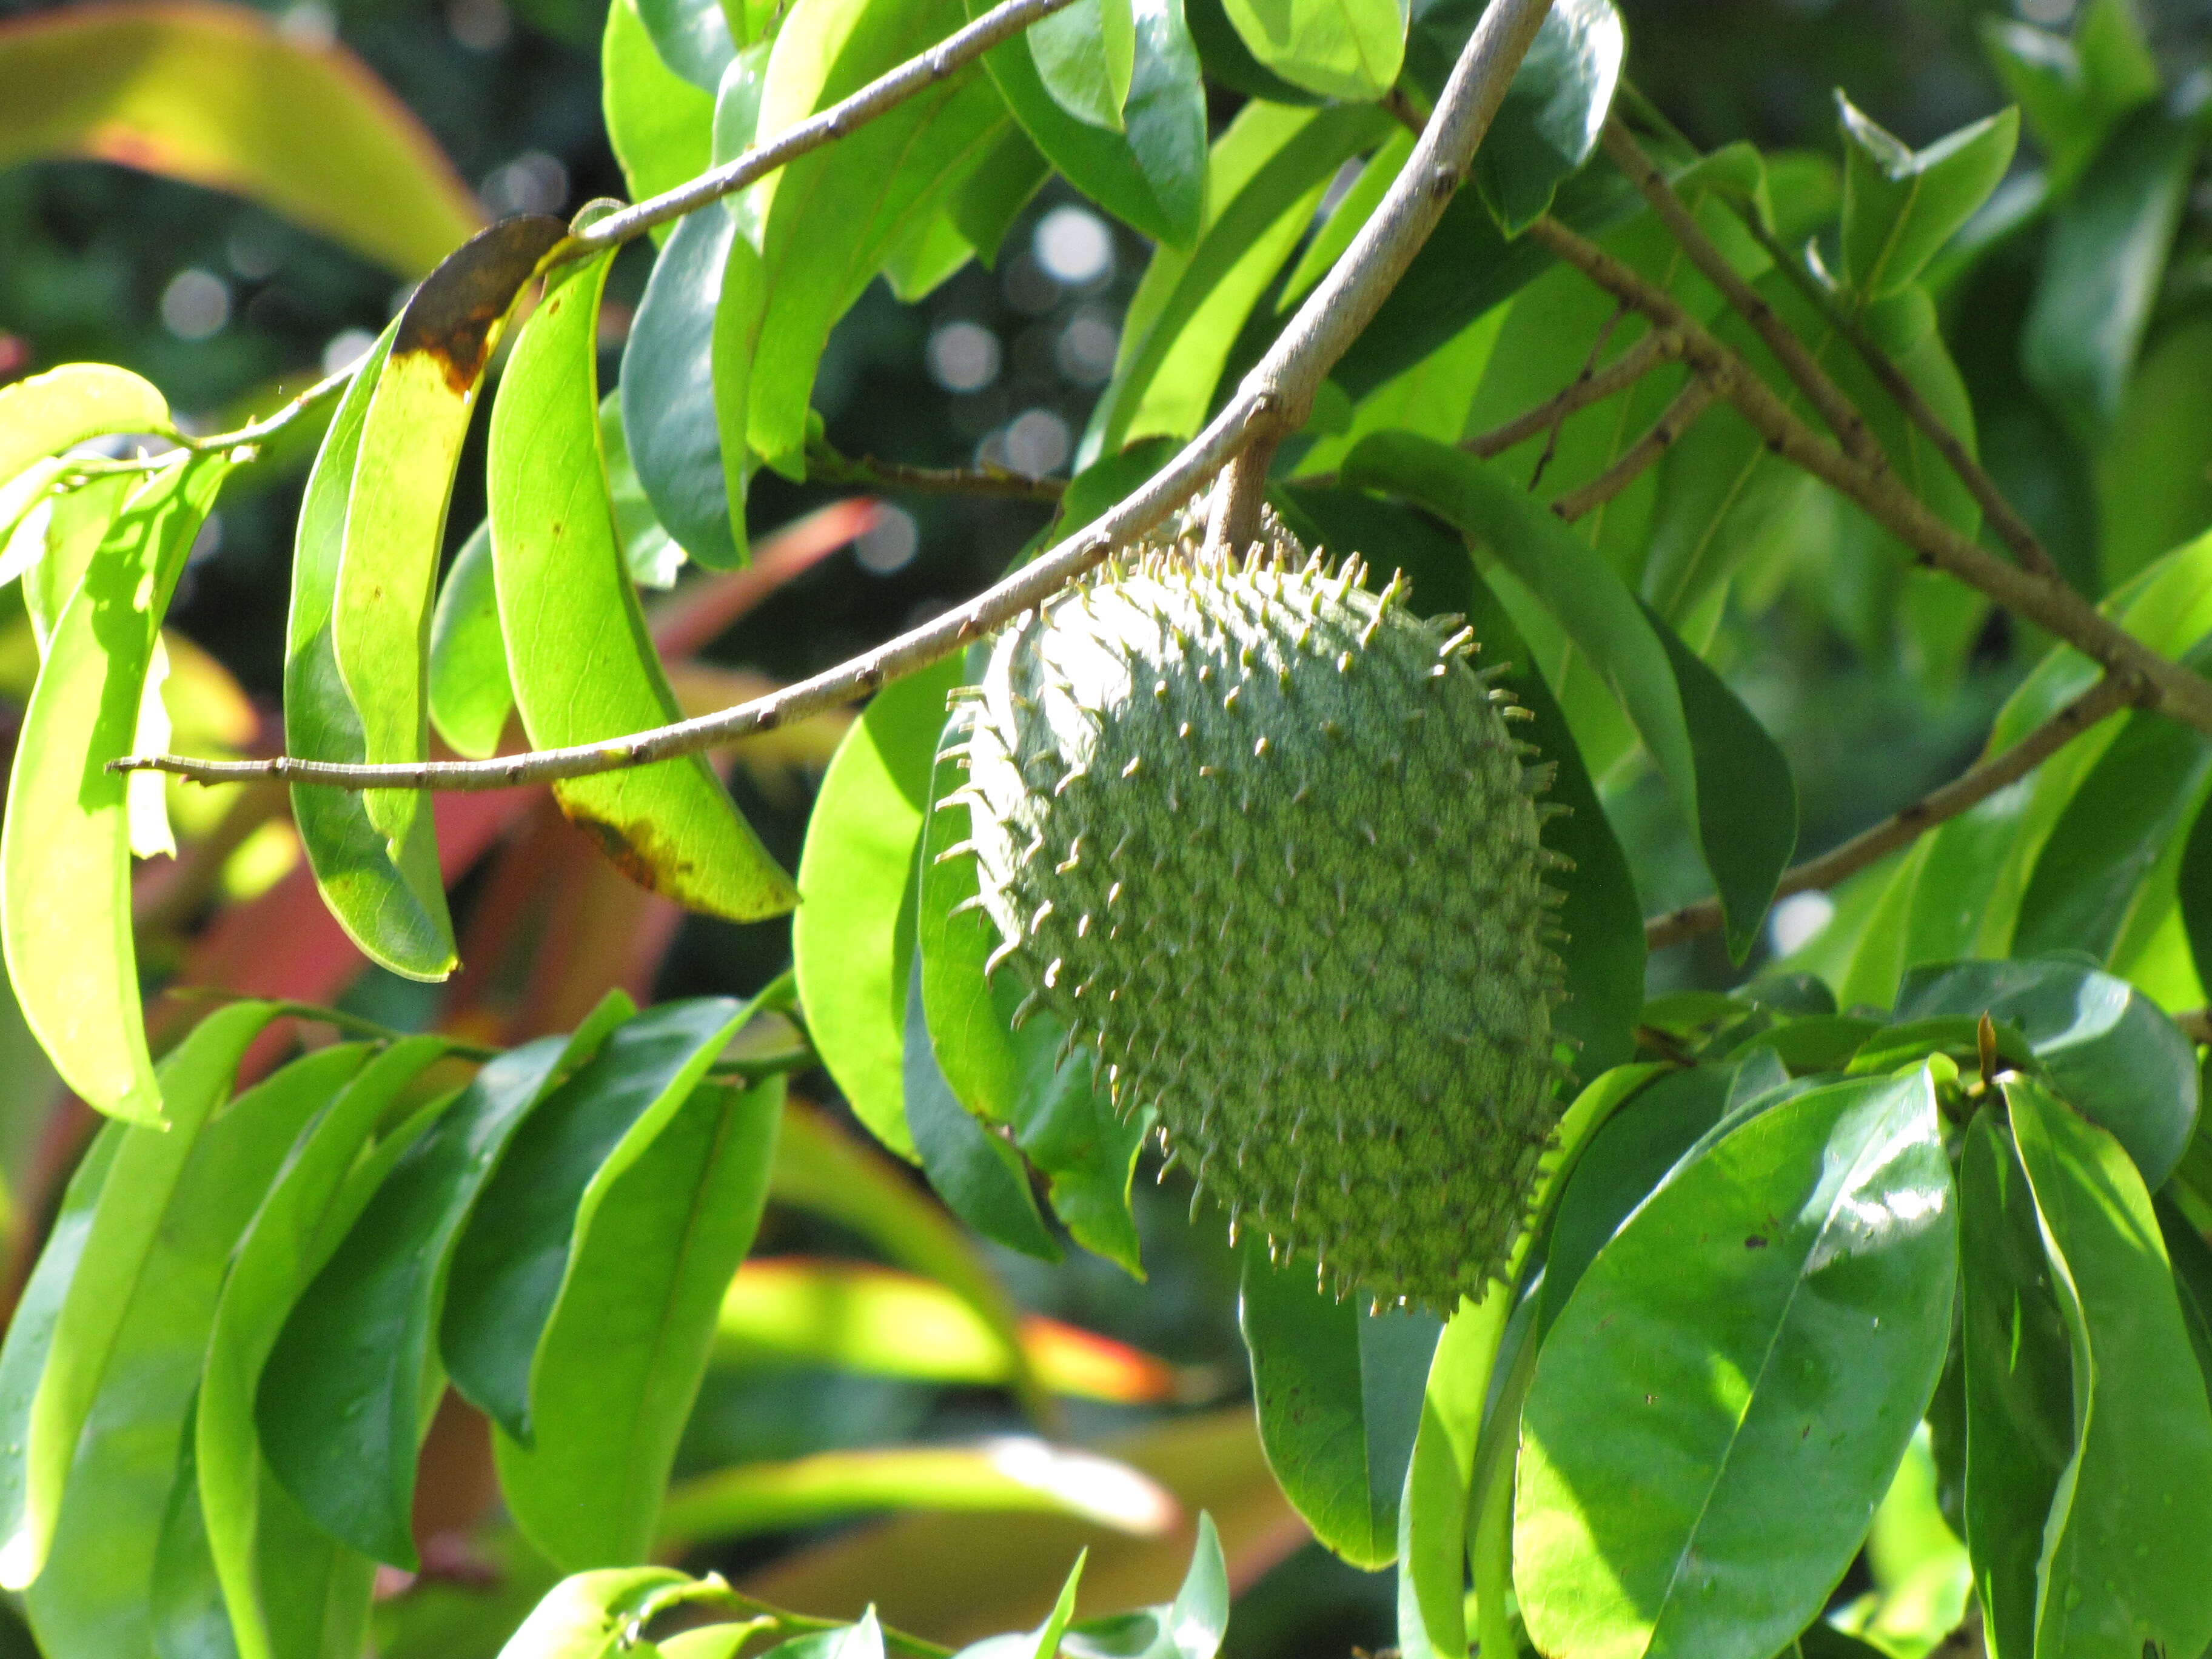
left=637, top=0, right=736, bottom=90
left=1217, top=0, right=1404, bottom=102
left=1837, top=98, right=2019, bottom=301
left=1030, top=0, right=1135, bottom=132
left=426, top=520, right=513, bottom=762
left=605, top=0, right=716, bottom=220
left=0, top=364, right=171, bottom=491
left=624, top=210, right=745, bottom=571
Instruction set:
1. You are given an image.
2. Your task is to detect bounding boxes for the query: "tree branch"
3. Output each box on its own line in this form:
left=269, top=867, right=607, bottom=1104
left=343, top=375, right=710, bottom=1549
left=1464, top=324, right=1684, bottom=457
left=803, top=440, right=1066, bottom=503
left=1644, top=671, right=2145, bottom=950
left=116, top=0, right=1561, bottom=793
left=1550, top=373, right=1720, bottom=522
left=1525, top=213, right=2212, bottom=737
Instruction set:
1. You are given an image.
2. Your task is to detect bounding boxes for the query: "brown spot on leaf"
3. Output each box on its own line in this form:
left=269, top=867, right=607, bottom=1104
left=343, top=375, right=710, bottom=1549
left=1744, top=1235, right=1768, bottom=1249
left=394, top=215, right=567, bottom=394
left=560, top=799, right=697, bottom=898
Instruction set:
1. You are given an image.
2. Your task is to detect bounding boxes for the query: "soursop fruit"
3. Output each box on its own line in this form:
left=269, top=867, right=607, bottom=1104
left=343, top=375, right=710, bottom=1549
left=945, top=523, right=1568, bottom=1311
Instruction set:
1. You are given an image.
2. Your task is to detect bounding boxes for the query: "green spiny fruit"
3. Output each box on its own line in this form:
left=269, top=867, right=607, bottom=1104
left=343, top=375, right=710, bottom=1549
left=946, top=520, right=1569, bottom=1312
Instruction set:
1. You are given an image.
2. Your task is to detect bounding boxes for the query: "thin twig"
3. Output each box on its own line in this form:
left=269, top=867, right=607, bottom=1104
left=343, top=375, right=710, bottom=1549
left=1464, top=326, right=1685, bottom=458
left=1729, top=211, right=2068, bottom=584
left=1600, top=119, right=1887, bottom=475
left=803, top=441, right=1065, bottom=503
left=1204, top=437, right=1281, bottom=558
left=1530, top=303, right=1627, bottom=491
left=1524, top=213, right=2212, bottom=737
left=2177, top=1008, right=2212, bottom=1046
left=115, top=0, right=1562, bottom=792
left=1550, top=374, right=1720, bottom=522
left=1644, top=672, right=2145, bottom=949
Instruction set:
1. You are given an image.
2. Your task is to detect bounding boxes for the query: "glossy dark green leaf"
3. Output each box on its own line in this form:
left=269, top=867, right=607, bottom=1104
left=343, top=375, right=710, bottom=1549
left=489, top=250, right=796, bottom=919
left=0, top=453, right=229, bottom=1122
left=258, top=1004, right=630, bottom=1567
left=636, top=0, right=732, bottom=90
left=332, top=215, right=565, bottom=870
left=22, top=1030, right=376, bottom=1659
left=602, top=394, right=688, bottom=590
left=1837, top=98, right=2019, bottom=301
left=1342, top=432, right=1798, bottom=958
left=198, top=1041, right=433, bottom=1659
left=2005, top=1077, right=2212, bottom=1659
left=793, top=658, right=964, bottom=1162
left=441, top=997, right=751, bottom=1450
left=1516, top=1069, right=1957, bottom=1659
left=604, top=0, right=715, bottom=216
left=496, top=1076, right=782, bottom=1569
left=623, top=209, right=742, bottom=571
left=426, top=518, right=512, bottom=761
left=1084, top=101, right=1390, bottom=460
left=1238, top=1246, right=1439, bottom=1569
left=1894, top=955, right=2198, bottom=1187
left=1957, top=1112, right=2072, bottom=1659
left=2022, top=107, right=2198, bottom=443
left=969, top=0, right=1207, bottom=248
left=287, top=315, right=456, bottom=976
left=1216, top=0, right=1403, bottom=101
left=1468, top=0, right=1624, bottom=236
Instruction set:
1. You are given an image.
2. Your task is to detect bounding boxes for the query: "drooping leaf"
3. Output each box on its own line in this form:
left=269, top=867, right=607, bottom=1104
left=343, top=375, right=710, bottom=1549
left=0, top=364, right=172, bottom=491
left=1342, top=432, right=1797, bottom=958
left=1837, top=98, right=2020, bottom=302
left=793, top=658, right=965, bottom=1162
left=1894, top=955, right=2197, bottom=1188
left=0, top=453, right=230, bottom=1122
left=623, top=210, right=744, bottom=571
left=1957, top=1113, right=2073, bottom=1659
left=2022, top=106, right=2199, bottom=443
left=636, top=0, right=736, bottom=90
left=21, top=1025, right=376, bottom=1659
left=1217, top=0, right=1404, bottom=102
left=0, top=2, right=483, bottom=277
left=496, top=1077, right=782, bottom=1569
left=426, top=520, right=514, bottom=762
left=440, top=998, right=753, bottom=1449
left=286, top=317, right=458, bottom=980
left=258, top=1005, right=631, bottom=1568
left=1083, top=102, right=1390, bottom=462
left=1516, top=1069, right=1957, bottom=1659
left=605, top=0, right=716, bottom=216
left=1467, top=0, right=1625, bottom=237
left=1030, top=0, right=1136, bottom=132
left=2005, top=1078, right=2212, bottom=1659
left=196, top=1041, right=435, bottom=1659
left=602, top=394, right=690, bottom=590
left=1238, top=1249, right=1439, bottom=1569
left=967, top=0, right=1207, bottom=249
left=332, top=215, right=566, bottom=879
left=488, top=250, right=797, bottom=919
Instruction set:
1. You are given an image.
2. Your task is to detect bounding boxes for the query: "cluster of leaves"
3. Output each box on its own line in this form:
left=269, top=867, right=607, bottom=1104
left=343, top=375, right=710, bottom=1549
left=7, top=0, right=2212, bottom=1657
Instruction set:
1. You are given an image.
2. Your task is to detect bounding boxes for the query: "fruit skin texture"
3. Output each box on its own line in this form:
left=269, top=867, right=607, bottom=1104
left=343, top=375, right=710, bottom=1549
left=950, top=531, right=1567, bottom=1311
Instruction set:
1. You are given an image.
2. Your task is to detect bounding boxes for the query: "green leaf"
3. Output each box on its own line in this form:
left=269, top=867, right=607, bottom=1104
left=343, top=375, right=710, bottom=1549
left=426, top=520, right=514, bottom=761
left=1030, top=0, right=1136, bottom=132
left=1279, top=130, right=1412, bottom=311
left=657, top=1441, right=1173, bottom=1549
left=602, top=395, right=689, bottom=589
left=0, top=2, right=484, bottom=277
left=495, top=1567, right=694, bottom=1659
left=1468, top=0, right=1625, bottom=237
left=1981, top=0, right=2157, bottom=195
left=1238, top=1248, right=1439, bottom=1569
left=965, top=0, right=1205, bottom=249
left=1084, top=102, right=1390, bottom=461
left=22, top=471, right=128, bottom=652
left=497, top=1077, right=782, bottom=1569
left=1515, top=1069, right=1958, bottom=1659
left=488, top=250, right=797, bottom=920
left=1061, top=1512, right=1225, bottom=1659
left=1957, top=1113, right=2073, bottom=1659
left=0, top=453, right=230, bottom=1122
left=1837, top=98, right=2019, bottom=303
left=2005, top=1076, right=2212, bottom=1659
left=20, top=1026, right=369, bottom=1659
left=636, top=0, right=735, bottom=90
left=605, top=0, right=716, bottom=219
left=1217, top=0, right=1403, bottom=101
left=197, top=1042, right=435, bottom=1659
left=258, top=1005, right=631, bottom=1568
left=737, top=0, right=1010, bottom=477
left=623, top=210, right=744, bottom=571
left=0, top=364, right=171, bottom=491
left=2096, top=309, right=2212, bottom=592
left=1341, top=432, right=1797, bottom=959
left=287, top=316, right=457, bottom=979
left=2022, top=107, right=2198, bottom=444
left=1894, top=955, right=2197, bottom=1188
left=333, top=215, right=565, bottom=877
left=948, top=124, right=1053, bottom=266
left=793, top=658, right=965, bottom=1163
left=441, top=997, right=754, bottom=1450
left=954, top=1552, right=1087, bottom=1659
left=1182, top=0, right=1321, bottom=102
